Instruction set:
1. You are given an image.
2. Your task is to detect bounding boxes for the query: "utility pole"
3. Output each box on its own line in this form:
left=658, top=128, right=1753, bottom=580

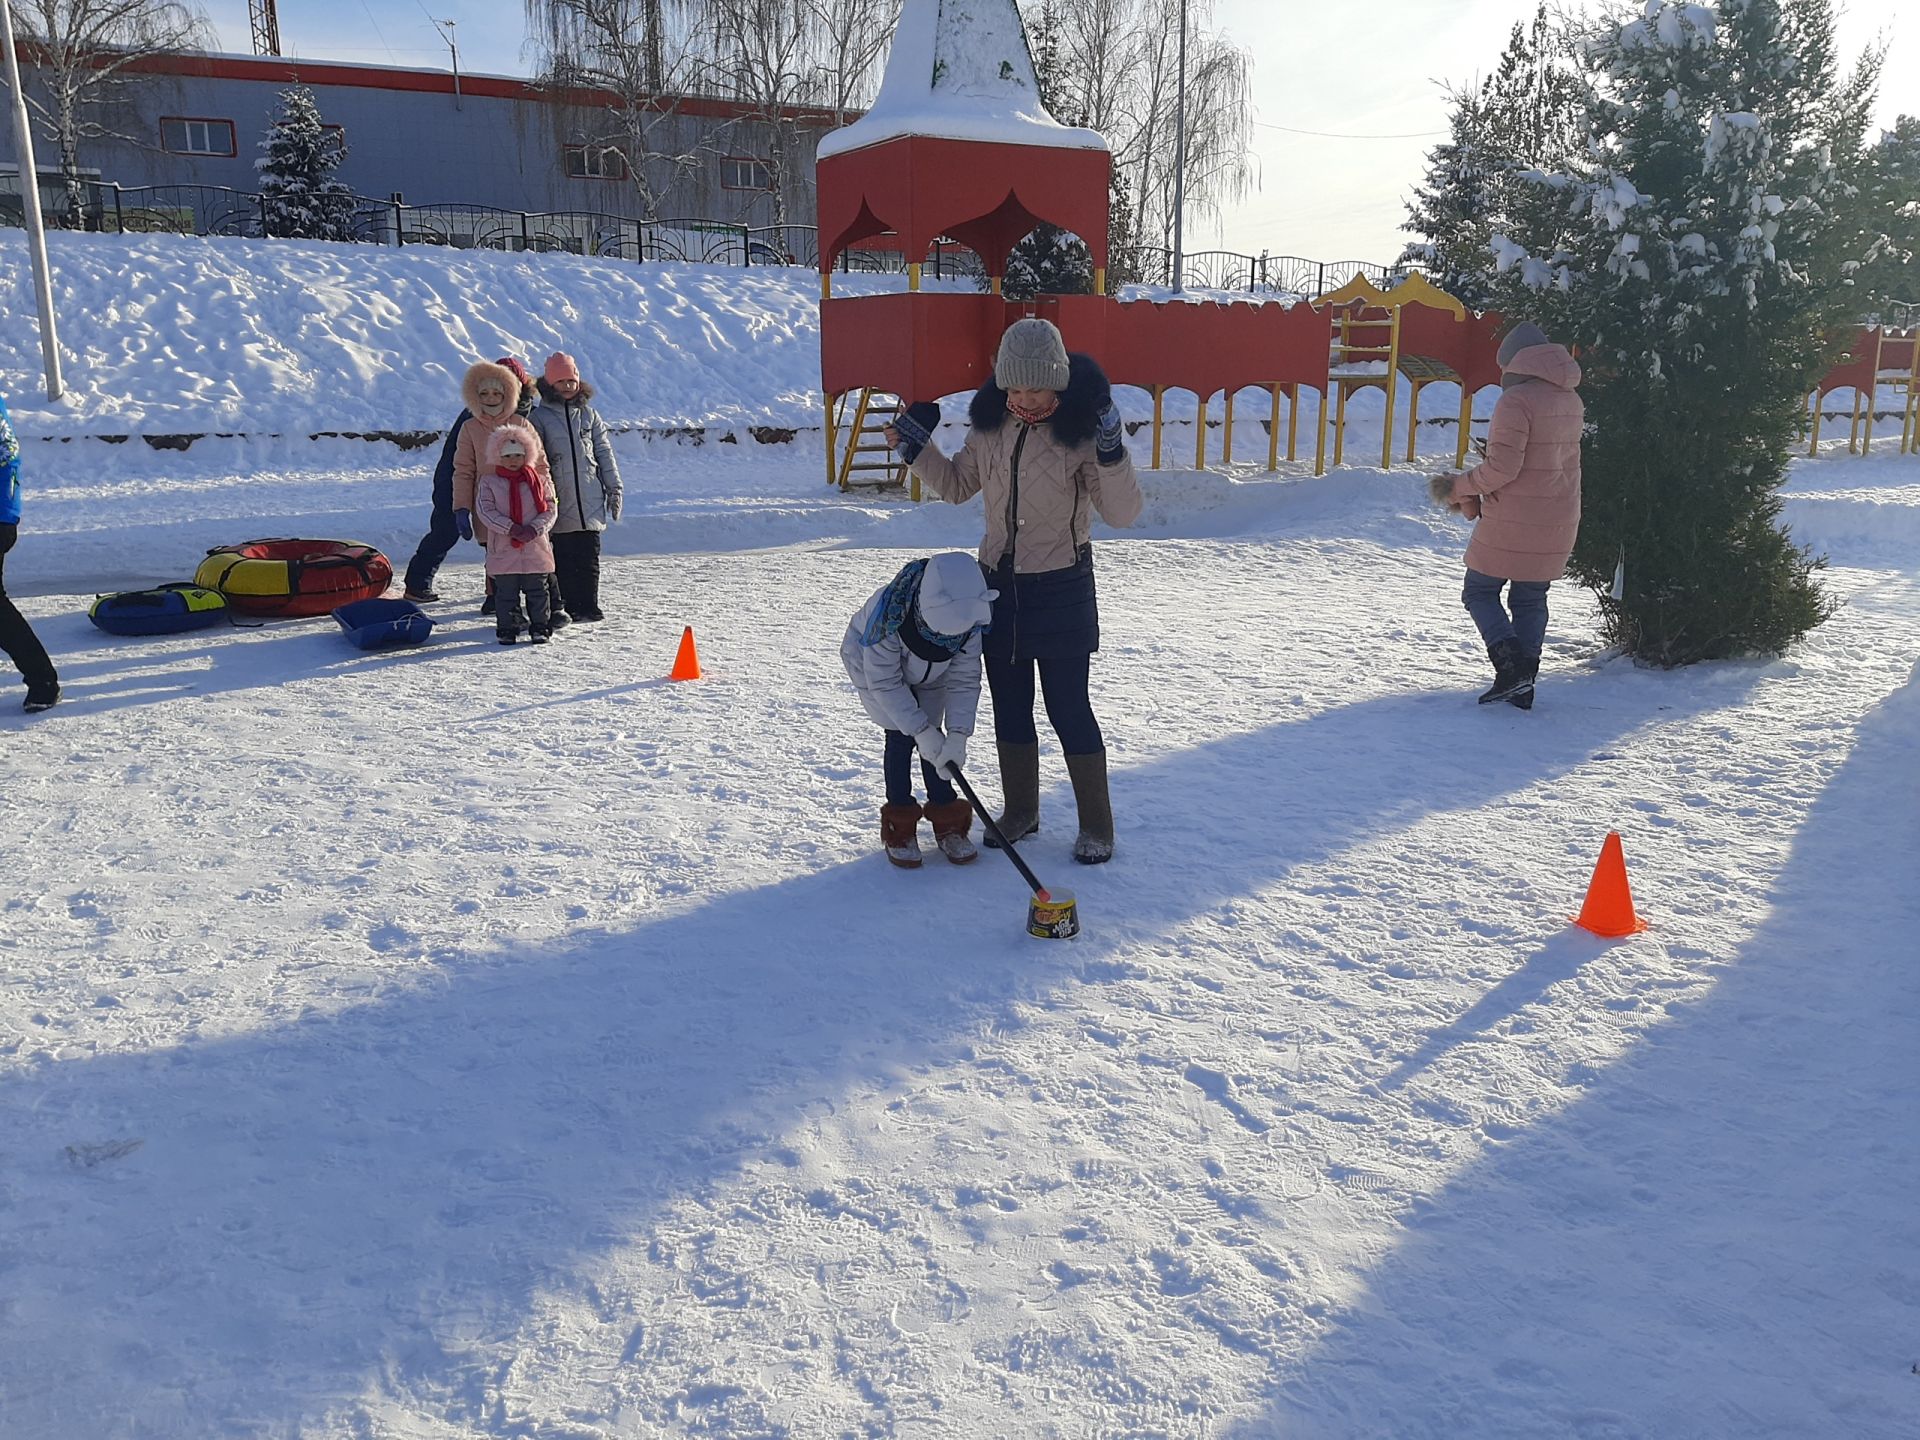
left=430, top=18, right=462, bottom=110
left=1171, top=0, right=1188, bottom=294
left=0, top=0, right=65, bottom=400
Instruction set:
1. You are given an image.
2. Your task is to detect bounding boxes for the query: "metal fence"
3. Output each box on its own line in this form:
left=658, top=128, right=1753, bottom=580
left=1, top=180, right=1422, bottom=292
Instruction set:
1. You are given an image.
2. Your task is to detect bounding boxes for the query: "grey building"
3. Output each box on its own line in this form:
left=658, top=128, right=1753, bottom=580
left=4, top=50, right=847, bottom=261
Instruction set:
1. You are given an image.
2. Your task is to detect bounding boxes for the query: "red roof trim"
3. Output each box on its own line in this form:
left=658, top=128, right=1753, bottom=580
left=109, top=50, right=851, bottom=128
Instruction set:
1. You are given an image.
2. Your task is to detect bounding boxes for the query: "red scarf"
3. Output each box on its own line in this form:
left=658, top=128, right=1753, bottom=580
left=1007, top=394, right=1060, bottom=427
left=497, top=464, right=548, bottom=545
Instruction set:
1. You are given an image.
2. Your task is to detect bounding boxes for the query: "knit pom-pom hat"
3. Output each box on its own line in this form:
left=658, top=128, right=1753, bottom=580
left=994, top=318, right=1071, bottom=392
left=544, top=352, right=580, bottom=384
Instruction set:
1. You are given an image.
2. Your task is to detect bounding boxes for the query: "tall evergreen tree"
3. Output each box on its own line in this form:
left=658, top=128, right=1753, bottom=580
left=1401, top=5, right=1584, bottom=308
left=255, top=86, right=357, bottom=242
left=1854, top=116, right=1919, bottom=316
left=1487, top=0, right=1882, bottom=666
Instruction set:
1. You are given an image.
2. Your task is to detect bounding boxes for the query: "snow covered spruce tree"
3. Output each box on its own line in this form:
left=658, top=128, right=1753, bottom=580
left=1400, top=4, right=1584, bottom=308
left=255, top=86, right=357, bottom=242
left=1488, top=0, right=1881, bottom=666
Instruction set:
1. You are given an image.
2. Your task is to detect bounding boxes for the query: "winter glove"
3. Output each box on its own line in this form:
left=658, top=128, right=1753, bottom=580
left=606, top=491, right=622, bottom=523
left=1458, top=495, right=1482, bottom=521
left=890, top=401, right=941, bottom=463
left=454, top=508, right=473, bottom=541
left=934, top=733, right=968, bottom=779
left=510, top=522, right=535, bottom=543
left=913, top=727, right=945, bottom=766
left=1095, top=401, right=1126, bottom=465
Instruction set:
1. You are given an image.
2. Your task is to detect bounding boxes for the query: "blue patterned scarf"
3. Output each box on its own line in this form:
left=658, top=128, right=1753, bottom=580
left=858, top=559, right=976, bottom=651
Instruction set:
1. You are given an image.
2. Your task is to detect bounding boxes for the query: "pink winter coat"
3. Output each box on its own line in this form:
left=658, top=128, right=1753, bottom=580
left=473, top=421, right=557, bottom=575
left=1452, top=343, right=1584, bottom=584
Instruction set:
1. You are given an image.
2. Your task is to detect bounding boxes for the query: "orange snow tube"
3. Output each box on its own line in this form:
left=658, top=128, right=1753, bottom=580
left=195, top=539, right=393, bottom=619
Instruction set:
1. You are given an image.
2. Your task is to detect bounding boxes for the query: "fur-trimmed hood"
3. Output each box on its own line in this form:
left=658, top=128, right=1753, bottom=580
left=483, top=418, right=540, bottom=470
left=536, top=377, right=597, bottom=406
left=968, top=352, right=1108, bottom=449
left=462, top=361, right=521, bottom=421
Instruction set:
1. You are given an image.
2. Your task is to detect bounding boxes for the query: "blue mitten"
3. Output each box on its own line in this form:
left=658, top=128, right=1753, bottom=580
left=455, top=508, right=474, bottom=541
left=892, top=401, right=941, bottom=463
left=1095, top=402, right=1126, bottom=465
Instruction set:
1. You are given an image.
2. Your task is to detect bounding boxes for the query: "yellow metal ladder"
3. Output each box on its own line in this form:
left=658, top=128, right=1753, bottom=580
left=829, top=388, right=918, bottom=499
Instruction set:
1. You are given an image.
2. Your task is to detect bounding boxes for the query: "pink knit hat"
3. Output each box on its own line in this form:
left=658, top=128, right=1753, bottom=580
left=544, top=352, right=580, bottom=384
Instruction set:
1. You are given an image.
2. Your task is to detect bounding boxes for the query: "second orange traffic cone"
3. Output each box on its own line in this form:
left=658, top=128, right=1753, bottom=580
left=1573, top=831, right=1649, bottom=937
left=668, top=626, right=703, bottom=681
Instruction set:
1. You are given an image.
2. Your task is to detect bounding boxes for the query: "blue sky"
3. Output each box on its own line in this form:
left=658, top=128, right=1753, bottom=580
left=198, top=0, right=1911, bottom=268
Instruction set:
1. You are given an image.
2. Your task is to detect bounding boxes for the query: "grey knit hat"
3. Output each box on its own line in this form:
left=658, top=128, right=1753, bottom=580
left=994, top=318, right=1071, bottom=392
left=1496, top=321, right=1549, bottom=367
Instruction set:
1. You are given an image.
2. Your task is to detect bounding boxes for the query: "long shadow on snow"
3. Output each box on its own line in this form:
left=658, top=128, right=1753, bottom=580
left=1221, top=661, right=1920, bottom=1440
left=0, top=662, right=1762, bottom=1434
left=0, top=855, right=1069, bottom=1436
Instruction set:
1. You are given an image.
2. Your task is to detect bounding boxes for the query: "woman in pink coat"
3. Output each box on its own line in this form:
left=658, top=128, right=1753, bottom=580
left=1436, top=321, right=1584, bottom=710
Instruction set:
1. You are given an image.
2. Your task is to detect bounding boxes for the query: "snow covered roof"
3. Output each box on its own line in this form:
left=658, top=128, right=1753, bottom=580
left=816, top=0, right=1109, bottom=160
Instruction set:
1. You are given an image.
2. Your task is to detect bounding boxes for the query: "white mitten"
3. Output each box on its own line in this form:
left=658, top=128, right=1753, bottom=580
left=913, top=727, right=945, bottom=764
left=935, top=733, right=968, bottom=778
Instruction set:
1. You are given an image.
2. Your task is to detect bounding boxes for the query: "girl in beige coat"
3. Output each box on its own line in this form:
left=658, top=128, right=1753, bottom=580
left=1433, top=321, right=1584, bottom=709
left=889, top=319, right=1143, bottom=864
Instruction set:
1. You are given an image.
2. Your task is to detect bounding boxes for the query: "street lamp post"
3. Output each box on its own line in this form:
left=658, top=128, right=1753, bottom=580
left=0, top=0, right=65, bottom=400
left=1170, top=0, right=1188, bottom=295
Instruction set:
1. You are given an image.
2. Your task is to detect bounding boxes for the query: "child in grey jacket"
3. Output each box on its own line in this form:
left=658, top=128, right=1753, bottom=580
left=531, top=352, right=623, bottom=622
left=841, top=552, right=997, bottom=868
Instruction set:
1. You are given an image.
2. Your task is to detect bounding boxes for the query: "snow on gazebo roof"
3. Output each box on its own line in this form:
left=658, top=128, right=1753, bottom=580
left=816, top=0, right=1109, bottom=160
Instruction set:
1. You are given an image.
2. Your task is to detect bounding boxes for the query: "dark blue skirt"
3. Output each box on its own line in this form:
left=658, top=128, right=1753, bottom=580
left=982, top=546, right=1099, bottom=662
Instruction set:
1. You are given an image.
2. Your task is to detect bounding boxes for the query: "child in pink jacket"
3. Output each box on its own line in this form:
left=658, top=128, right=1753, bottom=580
left=1432, top=321, right=1584, bottom=710
left=474, top=421, right=558, bottom=644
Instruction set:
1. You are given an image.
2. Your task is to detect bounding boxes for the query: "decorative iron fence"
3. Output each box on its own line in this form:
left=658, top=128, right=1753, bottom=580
left=1110, top=245, right=1419, bottom=296
left=6, top=180, right=1421, bottom=294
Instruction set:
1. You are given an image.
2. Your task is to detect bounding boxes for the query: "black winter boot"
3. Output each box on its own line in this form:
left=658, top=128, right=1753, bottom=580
left=1506, top=653, right=1540, bottom=710
left=981, top=742, right=1041, bottom=849
left=1065, top=750, right=1115, bottom=864
left=1478, top=638, right=1528, bottom=704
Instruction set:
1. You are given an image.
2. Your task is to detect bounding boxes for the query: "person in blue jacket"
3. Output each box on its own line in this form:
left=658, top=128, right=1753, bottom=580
left=0, top=394, right=60, bottom=712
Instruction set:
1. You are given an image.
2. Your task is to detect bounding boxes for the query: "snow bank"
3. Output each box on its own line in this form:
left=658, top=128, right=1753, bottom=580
left=0, top=230, right=901, bottom=440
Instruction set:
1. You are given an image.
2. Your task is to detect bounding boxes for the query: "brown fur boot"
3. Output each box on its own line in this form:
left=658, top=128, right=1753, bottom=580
left=924, top=798, right=978, bottom=864
left=881, top=802, right=925, bottom=868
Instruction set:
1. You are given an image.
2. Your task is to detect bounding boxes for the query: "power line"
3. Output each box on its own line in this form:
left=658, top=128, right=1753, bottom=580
left=1252, top=119, right=1445, bottom=141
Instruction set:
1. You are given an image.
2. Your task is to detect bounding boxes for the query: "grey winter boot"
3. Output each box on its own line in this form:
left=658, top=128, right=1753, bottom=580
left=981, top=742, right=1041, bottom=849
left=1065, top=749, right=1115, bottom=865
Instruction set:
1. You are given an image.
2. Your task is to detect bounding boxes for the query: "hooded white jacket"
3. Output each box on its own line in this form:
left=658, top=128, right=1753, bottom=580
left=840, top=585, right=985, bottom=738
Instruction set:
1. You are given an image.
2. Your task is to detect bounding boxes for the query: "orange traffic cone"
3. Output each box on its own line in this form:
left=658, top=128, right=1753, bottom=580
left=1573, top=831, right=1649, bottom=937
left=668, top=626, right=703, bottom=681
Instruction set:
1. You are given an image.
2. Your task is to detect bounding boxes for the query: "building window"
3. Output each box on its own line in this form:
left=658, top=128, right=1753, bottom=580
left=562, top=144, right=627, bottom=181
left=159, top=117, right=237, bottom=157
left=721, top=156, right=772, bottom=191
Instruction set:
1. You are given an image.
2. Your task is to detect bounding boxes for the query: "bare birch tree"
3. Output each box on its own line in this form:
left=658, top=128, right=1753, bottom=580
left=806, top=0, right=899, bottom=126
left=523, top=0, right=716, bottom=220
left=9, top=0, right=209, bottom=227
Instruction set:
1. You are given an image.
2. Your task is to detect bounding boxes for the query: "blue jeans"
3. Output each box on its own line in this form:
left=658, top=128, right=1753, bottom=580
left=1462, top=569, right=1550, bottom=657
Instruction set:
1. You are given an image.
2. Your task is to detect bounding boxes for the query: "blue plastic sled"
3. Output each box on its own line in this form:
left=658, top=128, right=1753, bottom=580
left=332, top=597, right=434, bottom=650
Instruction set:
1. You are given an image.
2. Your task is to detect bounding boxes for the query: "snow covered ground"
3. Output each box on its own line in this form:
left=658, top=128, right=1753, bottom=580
left=2, top=396, right=1916, bottom=1436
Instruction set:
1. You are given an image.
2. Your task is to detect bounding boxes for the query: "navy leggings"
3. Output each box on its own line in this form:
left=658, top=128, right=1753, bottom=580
left=885, top=729, right=958, bottom=808
left=0, top=524, right=56, bottom=690
left=985, top=654, right=1103, bottom=753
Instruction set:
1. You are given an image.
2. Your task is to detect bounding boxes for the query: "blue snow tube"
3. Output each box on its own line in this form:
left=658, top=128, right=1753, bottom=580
left=88, top=583, right=230, bottom=636
left=332, top=597, right=434, bottom=650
